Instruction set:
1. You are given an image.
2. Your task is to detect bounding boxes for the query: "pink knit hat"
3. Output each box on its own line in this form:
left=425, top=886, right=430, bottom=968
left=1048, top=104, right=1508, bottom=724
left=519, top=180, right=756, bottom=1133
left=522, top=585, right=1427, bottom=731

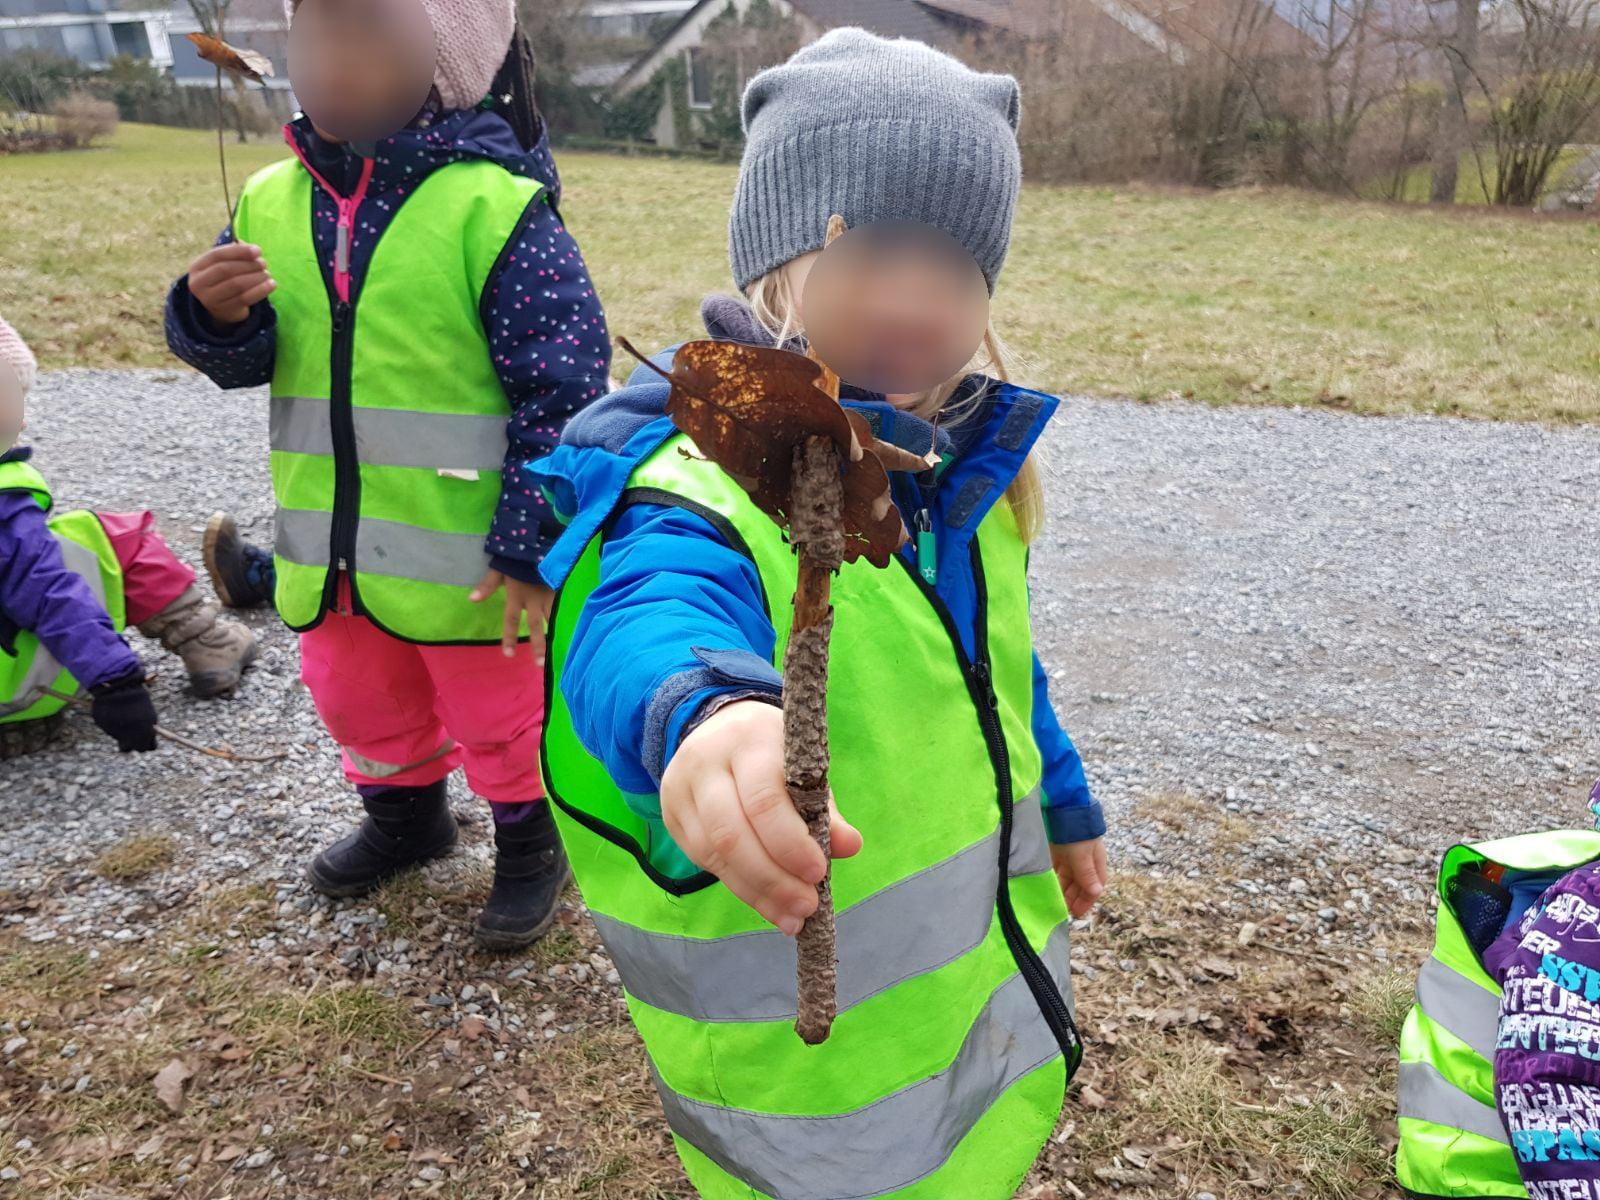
left=285, top=0, right=515, bottom=113
left=0, top=316, right=37, bottom=398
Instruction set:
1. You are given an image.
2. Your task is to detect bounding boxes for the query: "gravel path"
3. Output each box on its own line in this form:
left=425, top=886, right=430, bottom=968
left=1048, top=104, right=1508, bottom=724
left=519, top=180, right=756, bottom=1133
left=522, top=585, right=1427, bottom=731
left=8, top=368, right=1600, bottom=941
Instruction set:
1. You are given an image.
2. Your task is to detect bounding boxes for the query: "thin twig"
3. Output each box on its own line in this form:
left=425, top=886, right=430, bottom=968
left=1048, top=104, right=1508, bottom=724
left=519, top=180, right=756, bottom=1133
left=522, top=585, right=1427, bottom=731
left=1255, top=940, right=1351, bottom=970
left=214, top=64, right=233, bottom=220
left=347, top=1065, right=410, bottom=1087
left=38, top=686, right=287, bottom=763
left=400, top=1026, right=444, bottom=1063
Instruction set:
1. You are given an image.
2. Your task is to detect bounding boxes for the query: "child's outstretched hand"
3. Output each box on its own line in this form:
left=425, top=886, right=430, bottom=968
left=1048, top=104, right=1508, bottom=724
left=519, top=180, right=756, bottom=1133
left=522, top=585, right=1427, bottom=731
left=188, top=243, right=276, bottom=329
left=662, top=699, right=863, bottom=935
left=1052, top=838, right=1108, bottom=918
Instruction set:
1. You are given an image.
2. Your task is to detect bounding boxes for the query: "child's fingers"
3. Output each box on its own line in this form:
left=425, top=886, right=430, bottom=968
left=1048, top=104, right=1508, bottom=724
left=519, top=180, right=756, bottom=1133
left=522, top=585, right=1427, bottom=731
left=191, top=257, right=270, bottom=290
left=501, top=596, right=521, bottom=658
left=730, top=752, right=825, bottom=885
left=468, top=568, right=503, bottom=604
left=691, top=776, right=817, bottom=934
left=229, top=279, right=277, bottom=310
left=194, top=268, right=274, bottom=304
left=827, top=797, right=864, bottom=859
left=198, top=242, right=265, bottom=267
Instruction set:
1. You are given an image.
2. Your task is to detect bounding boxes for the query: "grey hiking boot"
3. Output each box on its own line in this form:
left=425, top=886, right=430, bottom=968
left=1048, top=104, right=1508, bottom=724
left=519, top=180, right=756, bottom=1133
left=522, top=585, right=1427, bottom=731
left=137, top=586, right=258, bottom=699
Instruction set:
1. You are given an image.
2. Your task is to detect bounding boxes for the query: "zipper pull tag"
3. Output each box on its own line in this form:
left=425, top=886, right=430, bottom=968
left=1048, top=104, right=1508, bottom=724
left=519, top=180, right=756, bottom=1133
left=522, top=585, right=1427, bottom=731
left=915, top=508, right=937, bottom=586
left=974, top=661, right=999, bottom=710
left=332, top=300, right=351, bottom=333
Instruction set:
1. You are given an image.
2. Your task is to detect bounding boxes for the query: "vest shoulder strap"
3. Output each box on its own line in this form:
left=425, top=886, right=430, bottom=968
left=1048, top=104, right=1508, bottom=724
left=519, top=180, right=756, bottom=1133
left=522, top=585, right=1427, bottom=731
left=0, top=460, right=52, bottom=511
left=232, top=157, right=307, bottom=240
left=1443, top=829, right=1600, bottom=898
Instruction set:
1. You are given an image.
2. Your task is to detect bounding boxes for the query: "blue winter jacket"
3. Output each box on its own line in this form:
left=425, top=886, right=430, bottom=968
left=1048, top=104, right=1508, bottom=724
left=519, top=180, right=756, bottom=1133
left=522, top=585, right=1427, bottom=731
left=164, top=109, right=610, bottom=587
left=531, top=302, right=1104, bottom=845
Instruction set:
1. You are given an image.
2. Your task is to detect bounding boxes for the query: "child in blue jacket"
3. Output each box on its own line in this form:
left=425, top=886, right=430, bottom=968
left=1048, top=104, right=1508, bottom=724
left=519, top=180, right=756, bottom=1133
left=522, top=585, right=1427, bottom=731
left=531, top=31, right=1105, bottom=1200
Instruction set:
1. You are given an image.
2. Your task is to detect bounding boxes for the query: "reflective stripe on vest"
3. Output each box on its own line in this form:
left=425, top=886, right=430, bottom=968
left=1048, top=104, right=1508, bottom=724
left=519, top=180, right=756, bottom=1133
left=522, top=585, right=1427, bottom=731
left=1398, top=1061, right=1509, bottom=1146
left=656, top=920, right=1073, bottom=1200
left=1417, top=956, right=1500, bottom=1062
left=275, top=507, right=493, bottom=590
left=233, top=156, right=543, bottom=643
left=593, top=791, right=1056, bottom=1024
left=270, top=396, right=509, bottom=472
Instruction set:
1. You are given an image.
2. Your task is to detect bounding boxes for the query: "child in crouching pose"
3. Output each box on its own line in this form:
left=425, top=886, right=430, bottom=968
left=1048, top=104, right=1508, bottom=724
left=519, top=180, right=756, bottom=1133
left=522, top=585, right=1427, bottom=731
left=0, top=317, right=255, bottom=760
left=532, top=31, right=1106, bottom=1200
left=165, top=0, right=609, bottom=947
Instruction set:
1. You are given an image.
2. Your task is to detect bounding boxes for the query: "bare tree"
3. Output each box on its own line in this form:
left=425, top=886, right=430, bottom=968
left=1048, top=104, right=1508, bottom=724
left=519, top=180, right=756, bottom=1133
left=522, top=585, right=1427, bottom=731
left=1292, top=0, right=1413, bottom=187
left=1478, top=0, right=1600, bottom=204
left=1149, top=0, right=1283, bottom=185
left=1428, top=0, right=1479, bottom=200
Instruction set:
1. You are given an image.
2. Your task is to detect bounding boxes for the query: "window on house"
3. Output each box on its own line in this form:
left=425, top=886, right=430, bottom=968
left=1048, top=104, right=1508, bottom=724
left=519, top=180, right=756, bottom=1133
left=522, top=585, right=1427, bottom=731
left=686, top=46, right=713, bottom=109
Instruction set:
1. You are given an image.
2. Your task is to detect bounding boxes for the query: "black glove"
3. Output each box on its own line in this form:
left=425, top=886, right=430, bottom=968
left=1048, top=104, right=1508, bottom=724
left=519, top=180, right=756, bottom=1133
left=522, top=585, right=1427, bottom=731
left=90, top=673, right=158, bottom=754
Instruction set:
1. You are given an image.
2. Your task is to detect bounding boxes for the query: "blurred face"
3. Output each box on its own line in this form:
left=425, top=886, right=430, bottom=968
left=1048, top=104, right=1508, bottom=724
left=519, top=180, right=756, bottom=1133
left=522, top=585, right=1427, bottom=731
left=0, top=364, right=25, bottom=455
left=289, top=0, right=436, bottom=144
left=798, top=222, right=989, bottom=401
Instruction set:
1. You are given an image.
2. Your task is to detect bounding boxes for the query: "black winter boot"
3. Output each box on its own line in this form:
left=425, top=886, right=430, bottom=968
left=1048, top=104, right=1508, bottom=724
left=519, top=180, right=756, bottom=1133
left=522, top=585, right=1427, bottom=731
left=203, top=512, right=276, bottom=610
left=474, top=804, right=571, bottom=951
left=306, top=782, right=458, bottom=898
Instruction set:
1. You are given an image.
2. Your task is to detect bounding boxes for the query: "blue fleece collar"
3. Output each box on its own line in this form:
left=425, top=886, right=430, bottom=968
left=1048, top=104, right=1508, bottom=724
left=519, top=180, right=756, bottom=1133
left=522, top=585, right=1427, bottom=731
left=0, top=446, right=33, bottom=466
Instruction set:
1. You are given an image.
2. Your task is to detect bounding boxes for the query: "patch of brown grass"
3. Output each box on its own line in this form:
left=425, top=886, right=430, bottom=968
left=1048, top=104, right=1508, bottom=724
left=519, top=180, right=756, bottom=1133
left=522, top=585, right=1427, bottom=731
left=93, top=834, right=176, bottom=883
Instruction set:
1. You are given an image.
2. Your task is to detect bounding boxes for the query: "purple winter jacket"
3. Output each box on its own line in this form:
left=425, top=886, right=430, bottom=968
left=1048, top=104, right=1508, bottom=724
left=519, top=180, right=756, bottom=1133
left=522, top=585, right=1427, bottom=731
left=0, top=447, right=139, bottom=692
left=1486, top=861, right=1600, bottom=1197
left=164, top=109, right=610, bottom=587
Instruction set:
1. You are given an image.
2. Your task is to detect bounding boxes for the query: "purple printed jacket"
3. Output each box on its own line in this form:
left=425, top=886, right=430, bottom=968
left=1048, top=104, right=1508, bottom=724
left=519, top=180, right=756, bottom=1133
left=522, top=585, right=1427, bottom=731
left=164, top=109, right=611, bottom=586
left=1486, top=860, right=1600, bottom=1198
left=0, top=446, right=140, bottom=691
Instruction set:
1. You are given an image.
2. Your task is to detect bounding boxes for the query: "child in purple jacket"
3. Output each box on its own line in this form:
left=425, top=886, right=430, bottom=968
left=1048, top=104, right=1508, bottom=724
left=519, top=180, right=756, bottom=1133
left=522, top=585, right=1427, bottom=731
left=0, top=317, right=256, bottom=760
left=1486, top=849, right=1600, bottom=1198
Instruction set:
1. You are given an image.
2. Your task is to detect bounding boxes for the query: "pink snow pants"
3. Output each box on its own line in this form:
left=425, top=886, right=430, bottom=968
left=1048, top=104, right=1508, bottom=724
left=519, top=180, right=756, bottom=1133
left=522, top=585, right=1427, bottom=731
left=298, top=589, right=546, bottom=804
left=97, top=511, right=196, bottom=625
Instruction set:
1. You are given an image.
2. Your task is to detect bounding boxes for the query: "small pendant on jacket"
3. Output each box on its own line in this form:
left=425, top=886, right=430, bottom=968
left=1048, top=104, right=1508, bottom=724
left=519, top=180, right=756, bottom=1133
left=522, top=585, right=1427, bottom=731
left=915, top=508, right=937, bottom=586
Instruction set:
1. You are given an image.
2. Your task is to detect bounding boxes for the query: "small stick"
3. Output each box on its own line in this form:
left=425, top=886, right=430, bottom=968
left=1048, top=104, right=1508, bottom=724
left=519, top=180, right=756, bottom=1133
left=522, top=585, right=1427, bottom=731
left=38, top=685, right=287, bottom=764
left=788, top=214, right=849, bottom=1046
left=786, top=436, right=843, bottom=1046
left=347, top=1065, right=410, bottom=1087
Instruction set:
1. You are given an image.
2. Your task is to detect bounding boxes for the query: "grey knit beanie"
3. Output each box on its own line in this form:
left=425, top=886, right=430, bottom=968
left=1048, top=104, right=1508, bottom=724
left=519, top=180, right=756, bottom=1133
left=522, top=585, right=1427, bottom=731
left=730, top=28, right=1022, bottom=294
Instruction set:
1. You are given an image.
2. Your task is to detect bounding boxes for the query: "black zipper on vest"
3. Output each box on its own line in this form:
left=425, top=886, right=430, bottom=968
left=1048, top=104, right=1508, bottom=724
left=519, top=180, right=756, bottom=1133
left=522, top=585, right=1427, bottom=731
left=894, top=540, right=1082, bottom=1066
left=325, top=297, right=361, bottom=612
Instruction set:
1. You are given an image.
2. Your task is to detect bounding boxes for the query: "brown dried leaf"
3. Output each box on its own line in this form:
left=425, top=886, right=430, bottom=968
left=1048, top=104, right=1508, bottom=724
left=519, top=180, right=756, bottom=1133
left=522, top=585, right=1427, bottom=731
left=618, top=337, right=911, bottom=567
left=152, top=1058, right=193, bottom=1115
left=186, top=33, right=274, bottom=82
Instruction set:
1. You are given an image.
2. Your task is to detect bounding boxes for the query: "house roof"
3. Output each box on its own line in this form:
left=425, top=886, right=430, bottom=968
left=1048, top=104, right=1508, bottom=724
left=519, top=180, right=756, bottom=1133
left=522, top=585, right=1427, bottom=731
left=789, top=0, right=955, bottom=41
left=612, top=0, right=987, bottom=93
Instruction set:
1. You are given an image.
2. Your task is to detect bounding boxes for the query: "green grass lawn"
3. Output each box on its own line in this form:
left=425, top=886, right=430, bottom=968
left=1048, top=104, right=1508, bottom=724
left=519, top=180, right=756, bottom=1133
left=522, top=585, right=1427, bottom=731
left=5, top=122, right=1600, bottom=420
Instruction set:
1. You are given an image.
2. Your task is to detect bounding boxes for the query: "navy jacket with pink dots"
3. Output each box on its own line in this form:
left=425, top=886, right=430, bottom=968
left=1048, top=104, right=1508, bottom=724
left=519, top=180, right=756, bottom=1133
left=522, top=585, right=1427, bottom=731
left=163, top=109, right=611, bottom=586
